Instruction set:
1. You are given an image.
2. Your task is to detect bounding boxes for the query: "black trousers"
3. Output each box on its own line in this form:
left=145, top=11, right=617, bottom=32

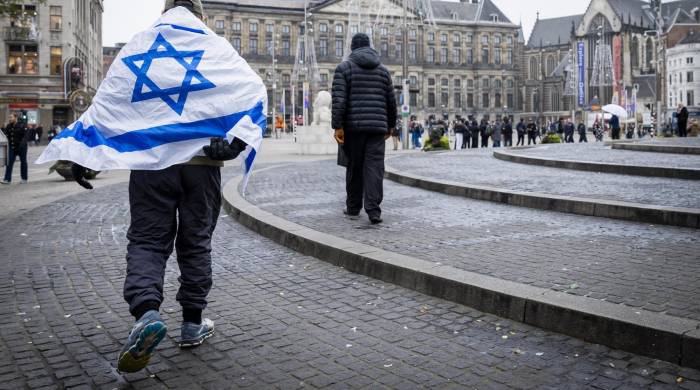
left=612, top=128, right=620, bottom=139
left=481, top=134, right=489, bottom=147
left=124, top=165, right=221, bottom=318
left=679, top=122, right=687, bottom=137
left=517, top=134, right=525, bottom=146
left=344, top=132, right=385, bottom=218
left=528, top=135, right=537, bottom=145
left=579, top=133, right=588, bottom=142
left=471, top=132, right=479, bottom=148
left=462, top=134, right=470, bottom=149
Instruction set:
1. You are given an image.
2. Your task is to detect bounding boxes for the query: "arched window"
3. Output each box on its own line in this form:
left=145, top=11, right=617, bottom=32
left=529, top=57, right=538, bottom=80
left=551, top=89, right=560, bottom=112
left=494, top=79, right=502, bottom=89
left=546, top=55, right=556, bottom=76
left=631, top=37, right=639, bottom=69
left=645, top=38, right=654, bottom=68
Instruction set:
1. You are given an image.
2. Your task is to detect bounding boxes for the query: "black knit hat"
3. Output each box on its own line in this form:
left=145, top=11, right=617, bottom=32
left=351, top=33, right=370, bottom=50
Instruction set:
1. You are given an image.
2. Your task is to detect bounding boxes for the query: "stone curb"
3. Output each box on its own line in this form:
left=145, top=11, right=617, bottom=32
left=222, top=173, right=700, bottom=369
left=493, top=149, right=700, bottom=180
left=384, top=163, right=700, bottom=229
left=612, top=142, right=700, bottom=155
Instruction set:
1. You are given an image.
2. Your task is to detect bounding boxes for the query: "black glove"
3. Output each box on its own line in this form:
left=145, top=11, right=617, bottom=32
left=203, top=137, right=247, bottom=161
left=71, top=163, right=93, bottom=190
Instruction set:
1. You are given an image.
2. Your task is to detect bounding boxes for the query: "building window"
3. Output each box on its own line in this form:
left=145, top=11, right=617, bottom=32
left=50, top=46, right=62, bottom=75
left=282, top=39, right=290, bottom=56
left=453, top=33, right=460, bottom=43
left=441, top=78, right=448, bottom=87
left=395, top=43, right=402, bottom=59
left=266, top=23, right=274, bottom=33
left=467, top=79, right=473, bottom=88
left=529, top=57, right=538, bottom=79
left=494, top=34, right=501, bottom=45
left=482, top=93, right=489, bottom=108
left=688, top=71, right=694, bottom=82
left=495, top=93, right=501, bottom=108
left=452, top=48, right=461, bottom=64
left=250, top=23, right=258, bottom=33
left=409, top=43, right=417, bottom=60
left=466, top=34, right=473, bottom=43
left=631, top=37, right=639, bottom=68
left=506, top=78, right=513, bottom=88
left=507, top=35, right=513, bottom=44
left=467, top=93, right=473, bottom=108
left=482, top=78, right=489, bottom=88
left=266, top=39, right=273, bottom=54
left=7, top=44, right=38, bottom=75
left=232, top=21, right=241, bottom=32
left=232, top=38, right=241, bottom=52
left=466, top=48, right=473, bottom=64
left=428, top=32, right=435, bottom=42
left=507, top=93, right=514, bottom=109
left=454, top=79, right=461, bottom=88
left=428, top=92, right=435, bottom=107
left=319, top=23, right=327, bottom=33
left=427, top=47, right=434, bottom=63
left=481, top=47, right=489, bottom=64
left=381, top=27, right=388, bottom=36
left=319, top=39, right=328, bottom=57
left=50, top=6, right=62, bottom=30
left=688, top=91, right=695, bottom=106
left=454, top=92, right=462, bottom=108
left=507, top=49, right=513, bottom=65
left=282, top=25, right=290, bottom=34
left=546, top=55, right=556, bottom=76
left=440, top=48, right=447, bottom=63
left=335, top=39, right=343, bottom=57
left=481, top=35, right=488, bottom=45
left=494, top=79, right=502, bottom=89
left=249, top=38, right=258, bottom=55
left=491, top=14, right=499, bottom=23
left=350, top=25, right=358, bottom=35
left=381, top=41, right=388, bottom=57
left=440, top=33, right=447, bottom=43
left=410, top=75, right=417, bottom=86
left=441, top=92, right=449, bottom=107
left=320, top=73, right=328, bottom=85
left=494, top=48, right=501, bottom=65
left=409, top=29, right=417, bottom=38
left=428, top=77, right=435, bottom=86
left=645, top=38, right=653, bottom=68
left=688, top=57, right=695, bottom=64
left=410, top=92, right=417, bottom=107
left=215, top=20, right=224, bottom=30
left=335, top=24, right=343, bottom=34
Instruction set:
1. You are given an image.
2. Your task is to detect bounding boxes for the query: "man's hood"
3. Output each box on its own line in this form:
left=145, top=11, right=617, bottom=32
left=349, top=47, right=381, bottom=69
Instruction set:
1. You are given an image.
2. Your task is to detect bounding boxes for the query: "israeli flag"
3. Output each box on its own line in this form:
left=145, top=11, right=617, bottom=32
left=37, top=7, right=267, bottom=188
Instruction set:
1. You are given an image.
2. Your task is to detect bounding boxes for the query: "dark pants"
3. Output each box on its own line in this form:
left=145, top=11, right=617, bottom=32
left=345, top=132, right=385, bottom=218
left=124, top=165, right=221, bottom=318
left=481, top=134, right=489, bottom=147
left=528, top=135, right=537, bottom=145
left=504, top=135, right=512, bottom=147
left=517, top=134, right=525, bottom=146
left=679, top=122, right=687, bottom=137
left=471, top=132, right=479, bottom=148
left=612, top=128, right=620, bottom=139
left=579, top=133, right=588, bottom=143
left=3, top=144, right=28, bottom=182
left=462, top=134, right=470, bottom=149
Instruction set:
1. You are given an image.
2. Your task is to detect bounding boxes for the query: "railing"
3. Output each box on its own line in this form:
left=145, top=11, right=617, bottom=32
left=3, top=26, right=39, bottom=42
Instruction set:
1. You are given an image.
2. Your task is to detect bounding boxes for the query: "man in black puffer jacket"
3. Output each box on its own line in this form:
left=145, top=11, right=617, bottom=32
left=332, top=33, right=397, bottom=224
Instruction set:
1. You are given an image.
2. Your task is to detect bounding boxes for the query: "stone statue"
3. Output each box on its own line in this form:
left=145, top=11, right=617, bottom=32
left=312, top=91, right=332, bottom=126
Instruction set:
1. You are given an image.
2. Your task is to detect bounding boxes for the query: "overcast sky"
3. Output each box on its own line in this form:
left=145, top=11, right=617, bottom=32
left=102, top=0, right=593, bottom=47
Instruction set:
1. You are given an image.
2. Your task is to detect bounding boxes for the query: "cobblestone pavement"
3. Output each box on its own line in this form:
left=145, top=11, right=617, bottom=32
left=387, top=150, right=700, bottom=209
left=505, top=143, right=700, bottom=169
left=6, top=176, right=700, bottom=388
left=245, top=161, right=700, bottom=323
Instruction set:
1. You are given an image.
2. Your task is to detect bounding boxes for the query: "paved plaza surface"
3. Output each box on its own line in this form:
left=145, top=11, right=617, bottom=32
left=387, top=150, right=700, bottom=209
left=5, top=174, right=700, bottom=389
left=245, top=160, right=700, bottom=323
left=502, top=143, right=700, bottom=169
left=637, top=138, right=700, bottom=147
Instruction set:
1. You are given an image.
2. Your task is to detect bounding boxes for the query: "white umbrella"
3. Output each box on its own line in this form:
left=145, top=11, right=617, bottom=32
left=602, top=104, right=628, bottom=119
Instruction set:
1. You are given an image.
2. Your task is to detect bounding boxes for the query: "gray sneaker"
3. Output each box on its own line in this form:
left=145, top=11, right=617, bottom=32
left=116, top=310, right=167, bottom=373
left=179, top=318, right=214, bottom=348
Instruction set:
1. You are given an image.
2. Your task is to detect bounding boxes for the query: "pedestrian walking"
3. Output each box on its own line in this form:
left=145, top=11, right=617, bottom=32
left=409, top=115, right=423, bottom=149
left=503, top=118, right=513, bottom=147
left=610, top=114, right=621, bottom=139
left=527, top=119, right=537, bottom=145
left=470, top=116, right=479, bottom=148
left=2, top=113, right=29, bottom=184
left=492, top=119, right=502, bottom=148
left=332, top=32, right=396, bottom=225
left=677, top=103, right=689, bottom=137
left=454, top=118, right=467, bottom=150
left=35, top=124, right=43, bottom=146
left=462, top=115, right=471, bottom=149
left=577, top=120, right=587, bottom=143
left=516, top=118, right=526, bottom=146
left=480, top=118, right=489, bottom=147
left=564, top=119, right=575, bottom=143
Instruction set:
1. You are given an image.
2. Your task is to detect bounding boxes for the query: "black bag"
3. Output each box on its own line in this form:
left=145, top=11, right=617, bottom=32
left=337, top=144, right=348, bottom=167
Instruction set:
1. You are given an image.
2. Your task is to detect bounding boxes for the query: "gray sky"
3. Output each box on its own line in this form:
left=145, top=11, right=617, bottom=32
left=103, top=0, right=591, bottom=47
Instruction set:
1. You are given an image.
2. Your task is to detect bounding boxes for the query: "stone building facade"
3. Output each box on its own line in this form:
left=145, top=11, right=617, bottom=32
left=667, top=32, right=699, bottom=113
left=0, top=0, right=104, bottom=127
left=202, top=0, right=522, bottom=122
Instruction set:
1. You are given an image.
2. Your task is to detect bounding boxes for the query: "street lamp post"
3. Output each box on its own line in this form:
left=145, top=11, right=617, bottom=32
left=401, top=0, right=410, bottom=150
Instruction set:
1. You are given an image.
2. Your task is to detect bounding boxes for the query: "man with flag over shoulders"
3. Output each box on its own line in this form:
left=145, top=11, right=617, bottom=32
left=37, top=0, right=267, bottom=373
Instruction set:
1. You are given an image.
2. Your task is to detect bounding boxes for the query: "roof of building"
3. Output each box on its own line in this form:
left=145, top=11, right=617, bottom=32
left=633, top=74, right=656, bottom=99
left=423, top=0, right=513, bottom=24
left=662, top=0, right=700, bottom=26
left=551, top=53, right=571, bottom=77
left=607, top=0, right=654, bottom=29
left=527, top=14, right=582, bottom=48
left=204, top=0, right=308, bottom=10
left=678, top=31, right=700, bottom=44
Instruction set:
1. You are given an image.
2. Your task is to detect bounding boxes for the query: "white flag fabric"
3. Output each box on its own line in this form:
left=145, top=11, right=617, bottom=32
left=37, top=7, right=267, bottom=186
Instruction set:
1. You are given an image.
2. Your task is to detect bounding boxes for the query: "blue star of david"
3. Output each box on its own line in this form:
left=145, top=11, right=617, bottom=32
left=122, top=33, right=216, bottom=115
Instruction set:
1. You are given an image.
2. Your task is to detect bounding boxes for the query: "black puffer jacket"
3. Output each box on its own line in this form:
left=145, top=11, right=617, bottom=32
left=2, top=122, right=27, bottom=152
left=331, top=47, right=397, bottom=134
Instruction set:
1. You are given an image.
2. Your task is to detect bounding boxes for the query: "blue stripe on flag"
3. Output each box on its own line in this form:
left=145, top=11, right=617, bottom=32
left=154, top=23, right=206, bottom=35
left=54, top=101, right=265, bottom=152
left=244, top=148, right=256, bottom=174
